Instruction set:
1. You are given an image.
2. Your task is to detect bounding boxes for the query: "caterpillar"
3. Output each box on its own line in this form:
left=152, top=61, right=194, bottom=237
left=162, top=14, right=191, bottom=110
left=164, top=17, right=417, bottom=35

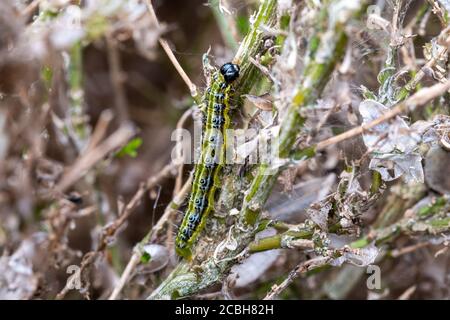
left=175, top=62, right=240, bottom=259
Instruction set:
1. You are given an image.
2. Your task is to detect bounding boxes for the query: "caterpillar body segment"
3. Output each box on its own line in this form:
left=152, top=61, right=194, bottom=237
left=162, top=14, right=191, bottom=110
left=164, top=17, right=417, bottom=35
left=175, top=63, right=240, bottom=259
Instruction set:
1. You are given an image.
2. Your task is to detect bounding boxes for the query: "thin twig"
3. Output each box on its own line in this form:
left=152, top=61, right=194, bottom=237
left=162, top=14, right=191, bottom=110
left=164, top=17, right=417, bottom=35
left=398, top=285, right=417, bottom=300
left=173, top=108, right=193, bottom=195
left=108, top=174, right=192, bottom=300
left=262, top=200, right=450, bottom=300
left=83, top=109, right=114, bottom=154
left=106, top=36, right=130, bottom=124
left=144, top=0, right=200, bottom=103
left=56, top=161, right=180, bottom=299
left=316, top=79, right=450, bottom=151
left=108, top=251, right=140, bottom=300
left=21, top=0, right=41, bottom=18
left=150, top=171, right=192, bottom=243
left=104, top=162, right=179, bottom=241
left=263, top=257, right=331, bottom=300
left=427, top=0, right=448, bottom=27
left=56, top=123, right=137, bottom=193
left=391, top=242, right=430, bottom=258
left=396, top=25, right=450, bottom=100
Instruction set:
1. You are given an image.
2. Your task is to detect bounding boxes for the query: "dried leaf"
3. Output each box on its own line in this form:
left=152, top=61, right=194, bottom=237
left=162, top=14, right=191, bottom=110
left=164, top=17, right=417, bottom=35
left=359, top=100, right=424, bottom=183
left=243, top=93, right=273, bottom=111
left=139, top=244, right=169, bottom=273
left=0, top=233, right=47, bottom=300
left=330, top=243, right=379, bottom=267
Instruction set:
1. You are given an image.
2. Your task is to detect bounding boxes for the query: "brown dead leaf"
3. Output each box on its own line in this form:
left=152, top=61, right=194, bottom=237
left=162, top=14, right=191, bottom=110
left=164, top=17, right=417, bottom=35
left=242, top=93, right=273, bottom=111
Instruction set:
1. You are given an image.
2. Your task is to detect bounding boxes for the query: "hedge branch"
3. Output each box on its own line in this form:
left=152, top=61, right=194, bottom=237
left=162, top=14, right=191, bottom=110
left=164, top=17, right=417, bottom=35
left=148, top=0, right=367, bottom=300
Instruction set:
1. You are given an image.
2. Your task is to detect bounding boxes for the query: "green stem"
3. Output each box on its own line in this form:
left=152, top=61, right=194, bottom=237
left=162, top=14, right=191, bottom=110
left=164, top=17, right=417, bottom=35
left=242, top=1, right=366, bottom=225
left=148, top=0, right=369, bottom=300
left=209, top=0, right=239, bottom=50
left=148, top=0, right=278, bottom=299
left=250, top=198, right=450, bottom=252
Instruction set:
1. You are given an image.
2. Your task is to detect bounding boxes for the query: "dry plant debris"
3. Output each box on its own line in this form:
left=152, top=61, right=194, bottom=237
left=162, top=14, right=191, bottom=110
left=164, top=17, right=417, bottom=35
left=1, top=0, right=450, bottom=300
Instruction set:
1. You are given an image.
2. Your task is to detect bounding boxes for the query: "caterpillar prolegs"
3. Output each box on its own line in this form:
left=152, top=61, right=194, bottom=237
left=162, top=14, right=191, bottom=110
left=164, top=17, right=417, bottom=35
left=175, top=63, right=240, bottom=259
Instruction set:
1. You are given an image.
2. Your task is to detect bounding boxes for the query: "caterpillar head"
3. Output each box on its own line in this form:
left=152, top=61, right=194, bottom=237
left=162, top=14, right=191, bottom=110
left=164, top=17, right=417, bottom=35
left=220, top=63, right=240, bottom=83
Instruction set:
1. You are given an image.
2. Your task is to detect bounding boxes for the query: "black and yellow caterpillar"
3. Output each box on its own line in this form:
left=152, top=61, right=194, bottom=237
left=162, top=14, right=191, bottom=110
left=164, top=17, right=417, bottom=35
left=175, top=63, right=240, bottom=259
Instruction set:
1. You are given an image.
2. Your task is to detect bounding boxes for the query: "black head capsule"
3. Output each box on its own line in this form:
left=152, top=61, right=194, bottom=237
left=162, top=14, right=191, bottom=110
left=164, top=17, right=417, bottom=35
left=220, top=63, right=240, bottom=83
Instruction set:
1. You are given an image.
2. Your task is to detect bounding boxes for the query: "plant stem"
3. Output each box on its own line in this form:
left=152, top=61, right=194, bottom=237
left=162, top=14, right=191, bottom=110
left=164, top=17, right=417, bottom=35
left=148, top=0, right=278, bottom=299
left=148, top=0, right=368, bottom=300
left=241, top=0, right=367, bottom=225
left=209, top=0, right=239, bottom=50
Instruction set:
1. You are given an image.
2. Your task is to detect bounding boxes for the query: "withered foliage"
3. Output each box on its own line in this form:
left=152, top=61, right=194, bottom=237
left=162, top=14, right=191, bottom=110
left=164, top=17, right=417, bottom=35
left=1, top=0, right=450, bottom=300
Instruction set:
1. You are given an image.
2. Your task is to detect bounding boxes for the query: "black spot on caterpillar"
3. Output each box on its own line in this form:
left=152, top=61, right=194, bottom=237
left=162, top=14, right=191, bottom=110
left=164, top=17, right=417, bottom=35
left=175, top=62, right=240, bottom=259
